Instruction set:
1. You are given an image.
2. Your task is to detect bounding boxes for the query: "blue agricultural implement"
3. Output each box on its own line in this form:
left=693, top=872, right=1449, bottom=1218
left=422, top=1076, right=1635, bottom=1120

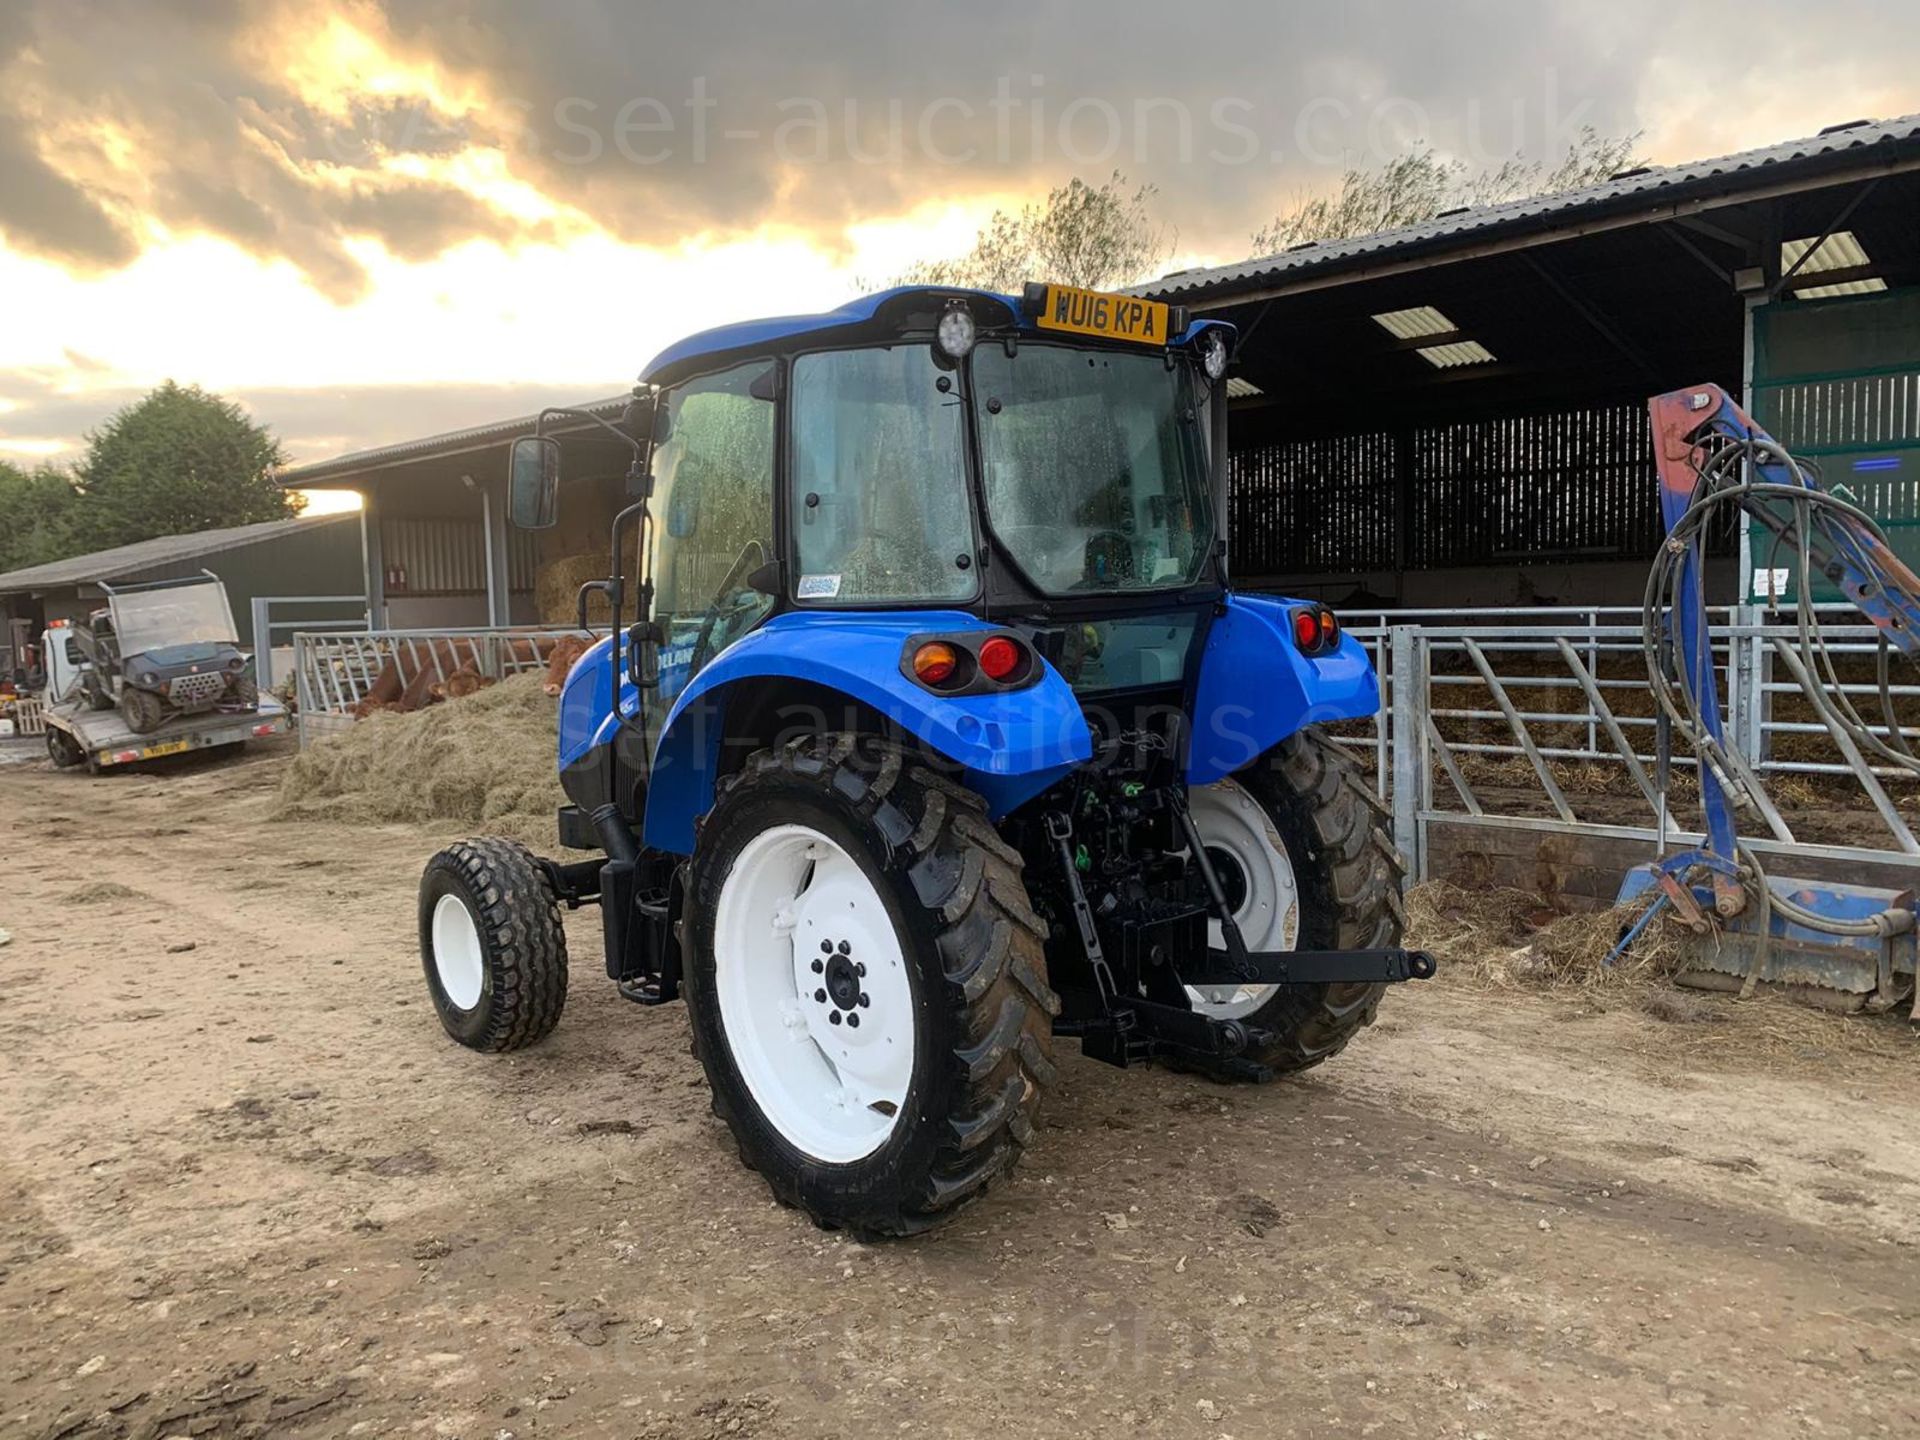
left=1615, top=383, right=1920, bottom=1016
left=415, top=283, right=1432, bottom=1234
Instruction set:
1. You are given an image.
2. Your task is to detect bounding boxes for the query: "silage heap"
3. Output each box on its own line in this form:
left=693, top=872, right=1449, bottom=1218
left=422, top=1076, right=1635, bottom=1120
left=275, top=673, right=566, bottom=847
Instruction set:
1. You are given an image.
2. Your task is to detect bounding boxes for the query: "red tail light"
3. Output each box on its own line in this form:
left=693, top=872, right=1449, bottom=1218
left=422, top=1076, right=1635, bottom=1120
left=977, top=635, right=1024, bottom=682
left=1293, top=607, right=1342, bottom=655
left=901, top=631, right=1038, bottom=693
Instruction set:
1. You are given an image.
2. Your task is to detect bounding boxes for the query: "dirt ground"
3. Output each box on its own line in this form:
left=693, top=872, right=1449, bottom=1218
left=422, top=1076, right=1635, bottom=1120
left=3, top=740, right=1919, bottom=1440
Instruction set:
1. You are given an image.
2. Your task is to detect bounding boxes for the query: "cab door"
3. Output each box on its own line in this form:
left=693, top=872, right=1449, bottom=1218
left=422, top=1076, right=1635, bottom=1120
left=643, top=362, right=778, bottom=736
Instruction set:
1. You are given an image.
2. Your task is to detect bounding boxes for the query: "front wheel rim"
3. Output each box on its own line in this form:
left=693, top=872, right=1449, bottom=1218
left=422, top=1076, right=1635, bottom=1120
left=430, top=892, right=485, bottom=1011
left=713, top=823, right=915, bottom=1165
left=1185, top=777, right=1300, bottom=1020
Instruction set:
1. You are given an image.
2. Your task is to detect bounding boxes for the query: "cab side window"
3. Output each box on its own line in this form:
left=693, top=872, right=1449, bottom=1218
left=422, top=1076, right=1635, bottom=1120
left=647, top=364, right=777, bottom=701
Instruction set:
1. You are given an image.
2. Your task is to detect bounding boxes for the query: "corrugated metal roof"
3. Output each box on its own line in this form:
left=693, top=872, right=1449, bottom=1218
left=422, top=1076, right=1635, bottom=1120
left=278, top=395, right=632, bottom=488
left=1143, top=114, right=1920, bottom=303
left=0, top=512, right=357, bottom=594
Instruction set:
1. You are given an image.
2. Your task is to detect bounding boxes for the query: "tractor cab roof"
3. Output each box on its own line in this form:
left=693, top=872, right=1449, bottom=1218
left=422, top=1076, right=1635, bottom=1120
left=639, top=284, right=1232, bottom=388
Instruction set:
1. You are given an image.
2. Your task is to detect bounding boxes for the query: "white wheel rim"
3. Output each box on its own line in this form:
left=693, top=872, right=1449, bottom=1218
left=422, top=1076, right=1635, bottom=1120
left=713, top=823, right=915, bottom=1165
left=431, top=892, right=485, bottom=1011
left=1186, top=777, right=1299, bottom=1020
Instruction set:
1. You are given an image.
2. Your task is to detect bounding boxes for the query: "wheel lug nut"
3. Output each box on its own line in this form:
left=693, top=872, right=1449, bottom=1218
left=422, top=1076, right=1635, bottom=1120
left=837, top=940, right=850, bottom=955
left=814, top=988, right=827, bottom=1003
left=855, top=962, right=866, bottom=976
left=847, top=1013, right=860, bottom=1028
left=820, top=940, right=832, bottom=954
left=829, top=1011, right=842, bottom=1025
left=811, top=959, right=824, bottom=973
left=857, top=993, right=870, bottom=1007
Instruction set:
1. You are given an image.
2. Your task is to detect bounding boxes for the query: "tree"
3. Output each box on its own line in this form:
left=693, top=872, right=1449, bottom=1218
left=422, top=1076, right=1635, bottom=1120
left=1251, top=127, right=1646, bottom=254
left=883, top=171, right=1175, bottom=293
left=68, top=381, right=299, bottom=553
left=0, top=459, right=81, bottom=573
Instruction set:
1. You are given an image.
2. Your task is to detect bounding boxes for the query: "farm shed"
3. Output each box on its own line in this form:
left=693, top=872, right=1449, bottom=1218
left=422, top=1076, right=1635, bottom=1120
left=0, top=512, right=364, bottom=680
left=1143, top=113, right=1920, bottom=611
left=277, top=402, right=637, bottom=633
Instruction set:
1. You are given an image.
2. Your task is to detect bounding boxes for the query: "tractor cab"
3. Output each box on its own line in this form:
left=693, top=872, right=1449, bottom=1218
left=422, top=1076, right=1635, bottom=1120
left=417, top=283, right=1422, bottom=1238
left=506, top=286, right=1279, bottom=823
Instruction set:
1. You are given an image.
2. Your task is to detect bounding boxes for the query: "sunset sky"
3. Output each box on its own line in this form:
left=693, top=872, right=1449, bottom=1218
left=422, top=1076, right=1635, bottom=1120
left=4, top=0, right=1918, bottom=512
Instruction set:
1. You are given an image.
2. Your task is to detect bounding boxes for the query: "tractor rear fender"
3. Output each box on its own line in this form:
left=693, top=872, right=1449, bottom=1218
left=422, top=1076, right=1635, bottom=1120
left=1186, top=594, right=1380, bottom=787
left=614, top=611, right=1091, bottom=855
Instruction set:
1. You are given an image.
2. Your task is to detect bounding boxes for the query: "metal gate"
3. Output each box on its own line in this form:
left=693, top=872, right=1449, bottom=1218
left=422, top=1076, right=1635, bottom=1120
left=1352, top=613, right=1920, bottom=898
left=291, top=626, right=595, bottom=745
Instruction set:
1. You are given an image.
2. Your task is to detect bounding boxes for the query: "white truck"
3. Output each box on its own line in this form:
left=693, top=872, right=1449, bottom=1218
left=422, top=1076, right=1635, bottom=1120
left=39, top=574, right=287, bottom=773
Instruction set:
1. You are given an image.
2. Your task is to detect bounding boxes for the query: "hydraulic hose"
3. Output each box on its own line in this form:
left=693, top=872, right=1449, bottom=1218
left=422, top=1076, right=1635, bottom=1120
left=1644, top=434, right=1920, bottom=941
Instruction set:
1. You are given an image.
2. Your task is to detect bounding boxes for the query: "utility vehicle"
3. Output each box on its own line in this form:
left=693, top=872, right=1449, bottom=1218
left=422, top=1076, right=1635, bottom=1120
left=71, top=571, right=259, bottom=733
left=418, top=283, right=1430, bottom=1234
left=40, top=573, right=284, bottom=772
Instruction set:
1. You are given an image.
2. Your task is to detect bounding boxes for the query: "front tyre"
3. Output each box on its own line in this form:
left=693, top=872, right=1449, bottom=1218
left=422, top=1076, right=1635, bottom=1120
left=1185, top=727, right=1406, bottom=1079
left=121, top=686, right=166, bottom=734
left=418, top=838, right=568, bottom=1051
left=686, top=736, right=1057, bottom=1237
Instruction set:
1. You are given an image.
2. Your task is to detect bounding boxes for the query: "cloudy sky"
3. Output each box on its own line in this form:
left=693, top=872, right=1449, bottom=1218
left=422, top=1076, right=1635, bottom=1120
left=3, top=0, right=1917, bottom=506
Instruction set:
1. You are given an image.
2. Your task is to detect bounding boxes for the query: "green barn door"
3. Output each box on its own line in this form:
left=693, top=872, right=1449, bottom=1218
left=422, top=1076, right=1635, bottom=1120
left=1752, top=288, right=1920, bottom=601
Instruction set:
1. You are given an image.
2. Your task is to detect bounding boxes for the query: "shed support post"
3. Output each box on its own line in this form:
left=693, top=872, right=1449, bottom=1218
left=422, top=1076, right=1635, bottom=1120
left=250, top=596, right=273, bottom=689
left=360, top=488, right=387, bottom=630
left=1739, top=293, right=1762, bottom=601
left=1389, top=625, right=1426, bottom=881
left=480, top=476, right=511, bottom=629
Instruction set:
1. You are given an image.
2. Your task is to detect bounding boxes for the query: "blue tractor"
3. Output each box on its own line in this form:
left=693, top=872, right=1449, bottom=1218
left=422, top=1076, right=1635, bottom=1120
left=417, top=283, right=1432, bottom=1235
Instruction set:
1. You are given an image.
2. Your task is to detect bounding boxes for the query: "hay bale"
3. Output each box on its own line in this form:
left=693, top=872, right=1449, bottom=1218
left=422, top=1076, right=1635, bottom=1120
left=274, top=674, right=566, bottom=848
left=536, top=553, right=613, bottom=627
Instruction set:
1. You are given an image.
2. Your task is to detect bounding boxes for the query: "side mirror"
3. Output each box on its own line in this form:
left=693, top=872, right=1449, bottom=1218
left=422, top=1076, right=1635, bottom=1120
left=507, top=436, right=561, bottom=529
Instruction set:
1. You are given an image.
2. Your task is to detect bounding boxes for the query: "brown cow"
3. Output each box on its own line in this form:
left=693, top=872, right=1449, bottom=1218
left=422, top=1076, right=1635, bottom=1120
left=432, top=664, right=496, bottom=701
left=349, top=638, right=466, bottom=718
left=541, top=632, right=594, bottom=696
left=348, top=632, right=594, bottom=718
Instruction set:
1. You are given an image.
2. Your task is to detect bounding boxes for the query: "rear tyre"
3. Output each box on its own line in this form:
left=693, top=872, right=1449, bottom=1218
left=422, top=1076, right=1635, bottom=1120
left=46, top=728, right=84, bottom=769
left=121, top=686, right=166, bottom=734
left=418, top=838, right=568, bottom=1051
left=231, top=674, right=259, bottom=708
left=1184, top=727, right=1406, bottom=1080
left=685, top=735, right=1057, bottom=1237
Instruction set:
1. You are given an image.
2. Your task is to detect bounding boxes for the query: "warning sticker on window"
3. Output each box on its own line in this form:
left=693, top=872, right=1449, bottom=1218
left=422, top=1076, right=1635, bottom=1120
left=797, top=573, right=842, bottom=600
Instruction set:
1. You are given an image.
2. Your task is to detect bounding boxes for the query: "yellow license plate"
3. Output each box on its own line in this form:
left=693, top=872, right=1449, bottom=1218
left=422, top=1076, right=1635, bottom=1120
left=141, top=739, right=192, bottom=759
left=1033, top=284, right=1171, bottom=345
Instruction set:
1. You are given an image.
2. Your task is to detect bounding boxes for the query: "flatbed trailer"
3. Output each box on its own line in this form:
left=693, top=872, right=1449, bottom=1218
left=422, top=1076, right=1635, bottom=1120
left=42, top=694, right=287, bottom=773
